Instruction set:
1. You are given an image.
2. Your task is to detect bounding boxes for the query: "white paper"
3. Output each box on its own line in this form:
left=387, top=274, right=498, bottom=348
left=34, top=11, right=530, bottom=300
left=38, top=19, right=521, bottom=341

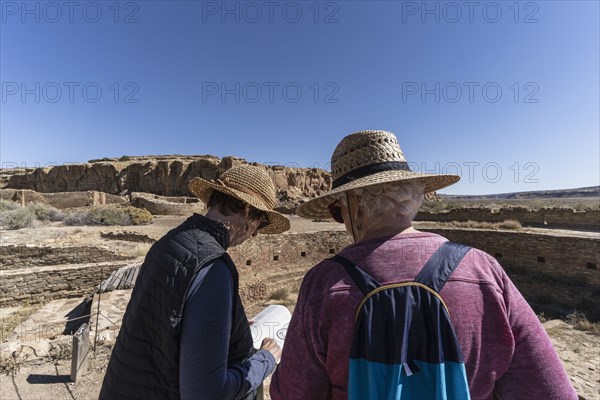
left=250, top=305, right=292, bottom=350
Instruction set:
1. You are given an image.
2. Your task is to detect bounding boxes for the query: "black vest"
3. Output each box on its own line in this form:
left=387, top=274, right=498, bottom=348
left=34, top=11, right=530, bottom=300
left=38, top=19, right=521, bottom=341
left=99, top=215, right=254, bottom=400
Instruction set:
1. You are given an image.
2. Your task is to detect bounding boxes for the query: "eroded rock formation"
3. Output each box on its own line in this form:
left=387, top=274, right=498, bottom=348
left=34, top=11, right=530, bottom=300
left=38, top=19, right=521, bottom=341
left=1, top=155, right=333, bottom=211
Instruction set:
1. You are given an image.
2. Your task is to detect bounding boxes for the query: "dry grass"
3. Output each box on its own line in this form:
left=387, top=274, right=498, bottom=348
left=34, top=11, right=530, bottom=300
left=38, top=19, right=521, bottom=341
left=444, top=219, right=522, bottom=230
left=269, top=288, right=289, bottom=301
left=566, top=311, right=600, bottom=336
left=0, top=353, right=21, bottom=376
left=49, top=340, right=72, bottom=362
left=119, top=242, right=152, bottom=258
left=0, top=304, right=42, bottom=376
left=63, top=205, right=153, bottom=226
left=537, top=312, right=548, bottom=324
left=422, top=198, right=600, bottom=212
left=0, top=304, right=41, bottom=343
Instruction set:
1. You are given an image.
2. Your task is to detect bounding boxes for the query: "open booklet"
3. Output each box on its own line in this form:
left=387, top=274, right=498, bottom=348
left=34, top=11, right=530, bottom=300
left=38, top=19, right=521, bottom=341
left=250, top=305, right=292, bottom=350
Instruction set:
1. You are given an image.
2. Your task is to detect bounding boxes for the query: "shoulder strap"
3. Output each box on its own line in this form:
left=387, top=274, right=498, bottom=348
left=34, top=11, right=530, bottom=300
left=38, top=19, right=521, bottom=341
left=414, top=242, right=471, bottom=293
left=330, top=255, right=380, bottom=296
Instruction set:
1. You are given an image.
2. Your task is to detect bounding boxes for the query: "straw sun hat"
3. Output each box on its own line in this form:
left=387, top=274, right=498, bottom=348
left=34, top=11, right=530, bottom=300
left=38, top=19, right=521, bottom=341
left=296, top=130, right=460, bottom=219
left=189, top=164, right=290, bottom=234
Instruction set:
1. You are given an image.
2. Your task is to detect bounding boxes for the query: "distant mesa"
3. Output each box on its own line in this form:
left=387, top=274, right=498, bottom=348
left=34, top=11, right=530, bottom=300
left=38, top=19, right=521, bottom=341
left=443, top=186, right=600, bottom=200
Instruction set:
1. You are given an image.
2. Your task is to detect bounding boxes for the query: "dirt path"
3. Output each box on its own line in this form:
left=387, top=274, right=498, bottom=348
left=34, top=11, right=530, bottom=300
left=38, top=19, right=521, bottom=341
left=1, top=319, right=597, bottom=400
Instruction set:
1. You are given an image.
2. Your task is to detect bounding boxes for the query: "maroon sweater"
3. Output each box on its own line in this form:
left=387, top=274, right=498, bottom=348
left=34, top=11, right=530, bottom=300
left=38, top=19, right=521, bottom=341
left=270, top=231, right=577, bottom=400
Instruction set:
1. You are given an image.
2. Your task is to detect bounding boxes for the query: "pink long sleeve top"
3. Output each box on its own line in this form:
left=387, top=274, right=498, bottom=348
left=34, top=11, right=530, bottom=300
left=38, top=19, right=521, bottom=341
left=270, top=231, right=577, bottom=400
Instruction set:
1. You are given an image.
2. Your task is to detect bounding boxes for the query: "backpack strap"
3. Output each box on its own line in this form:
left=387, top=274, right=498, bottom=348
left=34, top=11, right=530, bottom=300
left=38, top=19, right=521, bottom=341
left=414, top=242, right=471, bottom=293
left=330, top=255, right=380, bottom=296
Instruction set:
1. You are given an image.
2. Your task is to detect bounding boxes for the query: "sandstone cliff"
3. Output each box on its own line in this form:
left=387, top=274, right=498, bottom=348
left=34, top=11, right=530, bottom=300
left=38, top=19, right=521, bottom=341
left=1, top=155, right=333, bottom=212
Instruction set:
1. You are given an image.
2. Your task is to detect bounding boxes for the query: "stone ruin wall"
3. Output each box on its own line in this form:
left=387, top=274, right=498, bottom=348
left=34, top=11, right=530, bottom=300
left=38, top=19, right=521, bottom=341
left=230, top=229, right=599, bottom=319
left=424, top=228, right=599, bottom=319
left=0, top=262, right=131, bottom=307
left=0, top=245, right=134, bottom=270
left=0, top=189, right=127, bottom=209
left=0, top=230, right=597, bottom=319
left=3, top=187, right=598, bottom=232
left=416, top=208, right=600, bottom=230
left=130, top=192, right=206, bottom=216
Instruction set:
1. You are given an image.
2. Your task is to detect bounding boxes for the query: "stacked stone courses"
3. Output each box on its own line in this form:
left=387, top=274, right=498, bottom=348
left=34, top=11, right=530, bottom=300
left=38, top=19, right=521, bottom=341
left=0, top=229, right=597, bottom=319
left=0, top=262, right=131, bottom=306
left=0, top=245, right=133, bottom=270
left=416, top=208, right=600, bottom=230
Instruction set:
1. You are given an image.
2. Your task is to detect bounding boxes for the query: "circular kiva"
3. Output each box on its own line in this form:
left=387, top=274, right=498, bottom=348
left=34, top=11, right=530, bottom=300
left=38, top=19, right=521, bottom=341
left=296, top=130, right=460, bottom=219
left=189, top=164, right=290, bottom=234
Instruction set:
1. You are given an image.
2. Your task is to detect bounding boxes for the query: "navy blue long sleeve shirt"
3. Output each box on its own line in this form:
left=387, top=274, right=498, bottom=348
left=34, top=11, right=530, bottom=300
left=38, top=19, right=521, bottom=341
left=179, top=258, right=276, bottom=400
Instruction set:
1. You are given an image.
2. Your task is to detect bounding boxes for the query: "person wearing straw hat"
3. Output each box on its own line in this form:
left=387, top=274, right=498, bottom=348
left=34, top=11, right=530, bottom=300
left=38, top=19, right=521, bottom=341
left=270, top=130, right=576, bottom=400
left=100, top=164, right=290, bottom=400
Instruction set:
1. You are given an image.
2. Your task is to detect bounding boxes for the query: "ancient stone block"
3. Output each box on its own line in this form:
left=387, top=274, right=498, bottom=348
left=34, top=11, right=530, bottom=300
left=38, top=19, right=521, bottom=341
left=70, top=323, right=90, bottom=382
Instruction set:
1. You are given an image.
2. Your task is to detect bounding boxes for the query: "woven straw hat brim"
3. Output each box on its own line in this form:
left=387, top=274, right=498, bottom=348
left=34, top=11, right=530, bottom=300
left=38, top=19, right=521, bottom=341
left=189, top=178, right=290, bottom=235
left=296, top=170, right=460, bottom=219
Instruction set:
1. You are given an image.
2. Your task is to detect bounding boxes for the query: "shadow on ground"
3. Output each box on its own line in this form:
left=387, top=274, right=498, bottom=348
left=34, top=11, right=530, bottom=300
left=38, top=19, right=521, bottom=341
left=26, top=374, right=71, bottom=384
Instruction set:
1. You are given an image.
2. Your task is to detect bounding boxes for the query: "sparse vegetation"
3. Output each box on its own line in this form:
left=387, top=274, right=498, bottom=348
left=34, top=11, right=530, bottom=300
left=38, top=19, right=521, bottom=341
left=0, top=202, right=64, bottom=230
left=444, top=219, right=522, bottom=230
left=0, top=202, right=152, bottom=229
left=120, top=242, right=153, bottom=258
left=27, top=203, right=64, bottom=222
left=0, top=200, right=20, bottom=212
left=422, top=198, right=600, bottom=212
left=0, top=207, right=37, bottom=229
left=566, top=311, right=600, bottom=336
left=49, top=340, right=72, bottom=362
left=0, top=304, right=42, bottom=343
left=420, top=201, right=449, bottom=213
left=126, top=206, right=153, bottom=225
left=63, top=205, right=153, bottom=226
left=269, top=288, right=289, bottom=300
left=0, top=352, right=22, bottom=376
left=537, top=312, right=547, bottom=324
left=496, top=220, right=523, bottom=230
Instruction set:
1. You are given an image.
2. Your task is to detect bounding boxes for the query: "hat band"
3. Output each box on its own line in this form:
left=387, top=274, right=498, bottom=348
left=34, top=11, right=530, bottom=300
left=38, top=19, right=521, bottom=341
left=332, top=161, right=411, bottom=189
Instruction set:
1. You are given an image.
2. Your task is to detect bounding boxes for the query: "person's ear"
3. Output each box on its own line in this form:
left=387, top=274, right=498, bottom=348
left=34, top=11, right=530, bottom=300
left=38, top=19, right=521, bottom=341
left=242, top=204, right=251, bottom=219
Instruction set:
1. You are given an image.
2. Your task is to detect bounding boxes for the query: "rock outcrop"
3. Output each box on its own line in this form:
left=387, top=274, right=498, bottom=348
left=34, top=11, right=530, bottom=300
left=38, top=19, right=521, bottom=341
left=1, top=155, right=442, bottom=212
left=1, top=155, right=332, bottom=211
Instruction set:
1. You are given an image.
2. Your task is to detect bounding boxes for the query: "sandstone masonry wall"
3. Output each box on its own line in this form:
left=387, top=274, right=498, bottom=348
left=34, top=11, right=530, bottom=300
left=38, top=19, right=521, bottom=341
left=422, top=228, right=599, bottom=277
left=130, top=192, right=205, bottom=215
left=0, top=262, right=131, bottom=306
left=229, top=231, right=352, bottom=272
left=416, top=208, right=600, bottom=230
left=422, top=228, right=600, bottom=319
left=0, top=189, right=127, bottom=209
left=1, top=229, right=597, bottom=318
left=230, top=229, right=599, bottom=318
left=0, top=245, right=134, bottom=270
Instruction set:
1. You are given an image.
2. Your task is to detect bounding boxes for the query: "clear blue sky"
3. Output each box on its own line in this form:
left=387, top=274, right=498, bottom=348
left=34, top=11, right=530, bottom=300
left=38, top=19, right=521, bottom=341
left=1, top=0, right=598, bottom=195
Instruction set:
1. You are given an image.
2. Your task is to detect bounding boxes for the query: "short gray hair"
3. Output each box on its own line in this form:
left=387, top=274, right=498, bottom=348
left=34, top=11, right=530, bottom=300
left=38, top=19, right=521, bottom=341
left=339, top=181, right=425, bottom=224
